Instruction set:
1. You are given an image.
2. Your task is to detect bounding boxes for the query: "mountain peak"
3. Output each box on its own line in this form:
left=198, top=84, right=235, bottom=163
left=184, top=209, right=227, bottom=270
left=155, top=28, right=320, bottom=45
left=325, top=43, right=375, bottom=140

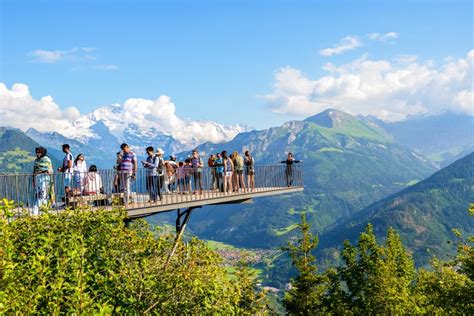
left=304, top=108, right=354, bottom=128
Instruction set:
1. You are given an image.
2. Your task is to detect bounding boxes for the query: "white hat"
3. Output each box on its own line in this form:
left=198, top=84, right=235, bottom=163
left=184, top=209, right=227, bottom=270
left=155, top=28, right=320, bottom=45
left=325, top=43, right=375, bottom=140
left=156, top=148, right=165, bottom=155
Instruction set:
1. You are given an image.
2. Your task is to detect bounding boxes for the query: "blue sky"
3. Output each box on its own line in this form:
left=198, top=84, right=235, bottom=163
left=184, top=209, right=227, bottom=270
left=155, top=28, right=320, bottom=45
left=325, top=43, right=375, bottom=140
left=1, top=0, right=473, bottom=131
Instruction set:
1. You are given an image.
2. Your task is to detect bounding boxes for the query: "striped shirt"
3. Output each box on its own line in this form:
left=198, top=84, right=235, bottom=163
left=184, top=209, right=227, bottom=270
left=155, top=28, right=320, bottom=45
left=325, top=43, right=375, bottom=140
left=119, top=151, right=137, bottom=172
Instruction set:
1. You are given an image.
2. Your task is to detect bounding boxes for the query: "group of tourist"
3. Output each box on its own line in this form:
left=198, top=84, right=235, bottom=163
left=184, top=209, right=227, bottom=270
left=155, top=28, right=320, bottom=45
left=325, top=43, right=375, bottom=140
left=31, top=143, right=302, bottom=213
left=113, top=145, right=258, bottom=204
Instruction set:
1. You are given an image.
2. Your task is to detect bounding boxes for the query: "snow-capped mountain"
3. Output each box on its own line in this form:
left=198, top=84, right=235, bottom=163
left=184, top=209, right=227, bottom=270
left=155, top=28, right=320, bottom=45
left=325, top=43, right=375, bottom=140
left=58, top=102, right=250, bottom=150
left=25, top=100, right=251, bottom=167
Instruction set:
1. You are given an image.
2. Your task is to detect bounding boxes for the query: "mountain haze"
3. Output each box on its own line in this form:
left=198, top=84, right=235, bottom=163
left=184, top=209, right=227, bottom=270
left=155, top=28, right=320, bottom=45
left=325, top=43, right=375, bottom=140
left=319, top=152, right=474, bottom=267
left=365, top=112, right=474, bottom=167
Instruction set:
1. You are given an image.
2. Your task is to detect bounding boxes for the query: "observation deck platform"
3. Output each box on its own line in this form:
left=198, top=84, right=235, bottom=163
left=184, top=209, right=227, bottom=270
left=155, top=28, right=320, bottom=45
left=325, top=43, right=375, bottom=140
left=0, top=164, right=304, bottom=220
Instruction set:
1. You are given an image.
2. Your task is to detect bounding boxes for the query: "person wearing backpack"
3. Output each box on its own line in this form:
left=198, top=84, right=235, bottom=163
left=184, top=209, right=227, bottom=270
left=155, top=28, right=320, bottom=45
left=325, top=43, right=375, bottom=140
left=214, top=153, right=224, bottom=192
left=142, top=146, right=161, bottom=202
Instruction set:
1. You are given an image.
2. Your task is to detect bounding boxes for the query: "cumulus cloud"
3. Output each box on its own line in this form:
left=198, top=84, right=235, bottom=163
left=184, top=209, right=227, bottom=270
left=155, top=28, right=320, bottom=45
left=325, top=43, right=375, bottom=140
left=0, top=83, right=82, bottom=133
left=29, top=47, right=96, bottom=63
left=263, top=50, right=474, bottom=121
left=319, top=35, right=361, bottom=56
left=0, top=83, right=247, bottom=146
left=367, top=32, right=398, bottom=41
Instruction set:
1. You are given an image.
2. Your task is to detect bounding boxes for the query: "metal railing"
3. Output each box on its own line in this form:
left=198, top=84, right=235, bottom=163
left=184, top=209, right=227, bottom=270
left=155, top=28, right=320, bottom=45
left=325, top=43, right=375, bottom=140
left=0, top=164, right=303, bottom=216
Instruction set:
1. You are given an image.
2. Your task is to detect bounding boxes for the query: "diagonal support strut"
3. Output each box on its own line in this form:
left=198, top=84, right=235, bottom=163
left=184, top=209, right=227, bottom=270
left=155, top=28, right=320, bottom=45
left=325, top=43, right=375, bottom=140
left=164, top=206, right=200, bottom=269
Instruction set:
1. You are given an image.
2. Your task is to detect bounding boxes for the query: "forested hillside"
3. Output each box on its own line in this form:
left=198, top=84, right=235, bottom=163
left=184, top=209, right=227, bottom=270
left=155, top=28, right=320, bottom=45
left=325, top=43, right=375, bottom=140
left=171, top=109, right=435, bottom=248
left=319, top=152, right=474, bottom=267
left=0, top=127, right=60, bottom=173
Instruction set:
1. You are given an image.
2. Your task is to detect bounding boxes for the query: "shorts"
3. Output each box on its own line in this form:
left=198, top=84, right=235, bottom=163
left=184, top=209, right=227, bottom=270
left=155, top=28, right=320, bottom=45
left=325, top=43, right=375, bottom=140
left=225, top=171, right=233, bottom=177
left=64, top=173, right=73, bottom=188
left=236, top=169, right=243, bottom=175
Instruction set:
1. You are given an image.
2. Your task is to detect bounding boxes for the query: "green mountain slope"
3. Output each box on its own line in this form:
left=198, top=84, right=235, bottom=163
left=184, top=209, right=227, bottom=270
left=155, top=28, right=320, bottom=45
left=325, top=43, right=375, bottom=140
left=167, top=109, right=436, bottom=249
left=0, top=127, right=60, bottom=173
left=319, top=152, right=474, bottom=267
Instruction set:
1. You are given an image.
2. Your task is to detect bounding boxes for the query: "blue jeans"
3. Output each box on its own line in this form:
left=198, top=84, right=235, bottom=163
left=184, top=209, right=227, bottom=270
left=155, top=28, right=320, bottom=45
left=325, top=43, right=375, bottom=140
left=146, top=175, right=161, bottom=201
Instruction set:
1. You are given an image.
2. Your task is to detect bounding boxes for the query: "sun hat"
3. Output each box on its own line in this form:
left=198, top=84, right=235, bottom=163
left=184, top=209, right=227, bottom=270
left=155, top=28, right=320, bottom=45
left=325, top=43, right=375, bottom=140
left=156, top=148, right=165, bottom=155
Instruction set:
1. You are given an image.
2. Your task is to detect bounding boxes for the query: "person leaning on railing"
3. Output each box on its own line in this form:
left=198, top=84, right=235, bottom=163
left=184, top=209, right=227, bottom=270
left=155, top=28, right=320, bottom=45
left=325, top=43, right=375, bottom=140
left=280, top=152, right=303, bottom=187
left=32, top=147, right=54, bottom=215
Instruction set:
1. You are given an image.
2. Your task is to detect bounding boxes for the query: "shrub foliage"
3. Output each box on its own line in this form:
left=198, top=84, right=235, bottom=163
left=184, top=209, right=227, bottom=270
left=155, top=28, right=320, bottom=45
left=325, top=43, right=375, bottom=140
left=0, top=200, right=266, bottom=314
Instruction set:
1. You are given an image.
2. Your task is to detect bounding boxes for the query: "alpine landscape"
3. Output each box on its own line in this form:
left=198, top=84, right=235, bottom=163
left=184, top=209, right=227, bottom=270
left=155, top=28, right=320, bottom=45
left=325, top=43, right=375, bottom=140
left=1, top=0, right=472, bottom=314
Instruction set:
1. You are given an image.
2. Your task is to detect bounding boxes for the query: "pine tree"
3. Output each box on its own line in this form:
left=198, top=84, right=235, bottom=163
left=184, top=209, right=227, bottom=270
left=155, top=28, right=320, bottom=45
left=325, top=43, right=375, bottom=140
left=283, top=213, right=328, bottom=315
left=339, top=224, right=418, bottom=314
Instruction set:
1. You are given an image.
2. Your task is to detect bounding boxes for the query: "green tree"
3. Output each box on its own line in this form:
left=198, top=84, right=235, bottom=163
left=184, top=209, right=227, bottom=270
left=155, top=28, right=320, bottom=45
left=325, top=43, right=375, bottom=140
left=339, top=224, right=418, bottom=314
left=414, top=204, right=474, bottom=314
left=283, top=213, right=329, bottom=315
left=0, top=199, right=267, bottom=314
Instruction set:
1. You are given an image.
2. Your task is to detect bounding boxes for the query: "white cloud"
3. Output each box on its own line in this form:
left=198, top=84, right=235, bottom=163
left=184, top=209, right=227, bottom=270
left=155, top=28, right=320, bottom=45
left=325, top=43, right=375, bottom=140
left=29, top=47, right=97, bottom=63
left=319, top=35, right=361, bottom=56
left=0, top=83, right=82, bottom=133
left=367, top=32, right=398, bottom=41
left=0, top=83, right=247, bottom=146
left=263, top=50, right=474, bottom=121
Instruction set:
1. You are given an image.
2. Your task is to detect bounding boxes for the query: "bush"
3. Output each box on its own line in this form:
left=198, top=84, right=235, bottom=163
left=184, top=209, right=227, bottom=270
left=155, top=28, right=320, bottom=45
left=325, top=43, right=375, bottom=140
left=0, top=199, right=266, bottom=314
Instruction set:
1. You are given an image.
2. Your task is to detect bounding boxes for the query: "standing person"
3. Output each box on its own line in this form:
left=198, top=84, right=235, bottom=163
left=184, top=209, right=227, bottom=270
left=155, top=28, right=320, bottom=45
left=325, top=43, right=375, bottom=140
left=57, top=144, right=74, bottom=196
left=214, top=153, right=224, bottom=192
left=32, top=147, right=54, bottom=215
left=176, top=161, right=186, bottom=193
left=155, top=148, right=166, bottom=194
left=119, top=143, right=137, bottom=204
left=142, top=146, right=161, bottom=202
left=113, top=151, right=123, bottom=193
left=244, top=150, right=255, bottom=192
left=222, top=150, right=234, bottom=193
left=73, top=153, right=87, bottom=194
left=280, top=152, right=302, bottom=187
left=191, top=150, right=203, bottom=194
left=168, top=155, right=178, bottom=192
left=184, top=158, right=193, bottom=193
left=208, top=154, right=216, bottom=190
left=232, top=151, right=246, bottom=192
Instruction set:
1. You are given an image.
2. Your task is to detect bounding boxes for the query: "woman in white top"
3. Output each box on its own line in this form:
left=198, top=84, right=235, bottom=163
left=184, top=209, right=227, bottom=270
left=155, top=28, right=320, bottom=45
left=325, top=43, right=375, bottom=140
left=73, top=153, right=87, bottom=194
left=84, top=165, right=103, bottom=195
